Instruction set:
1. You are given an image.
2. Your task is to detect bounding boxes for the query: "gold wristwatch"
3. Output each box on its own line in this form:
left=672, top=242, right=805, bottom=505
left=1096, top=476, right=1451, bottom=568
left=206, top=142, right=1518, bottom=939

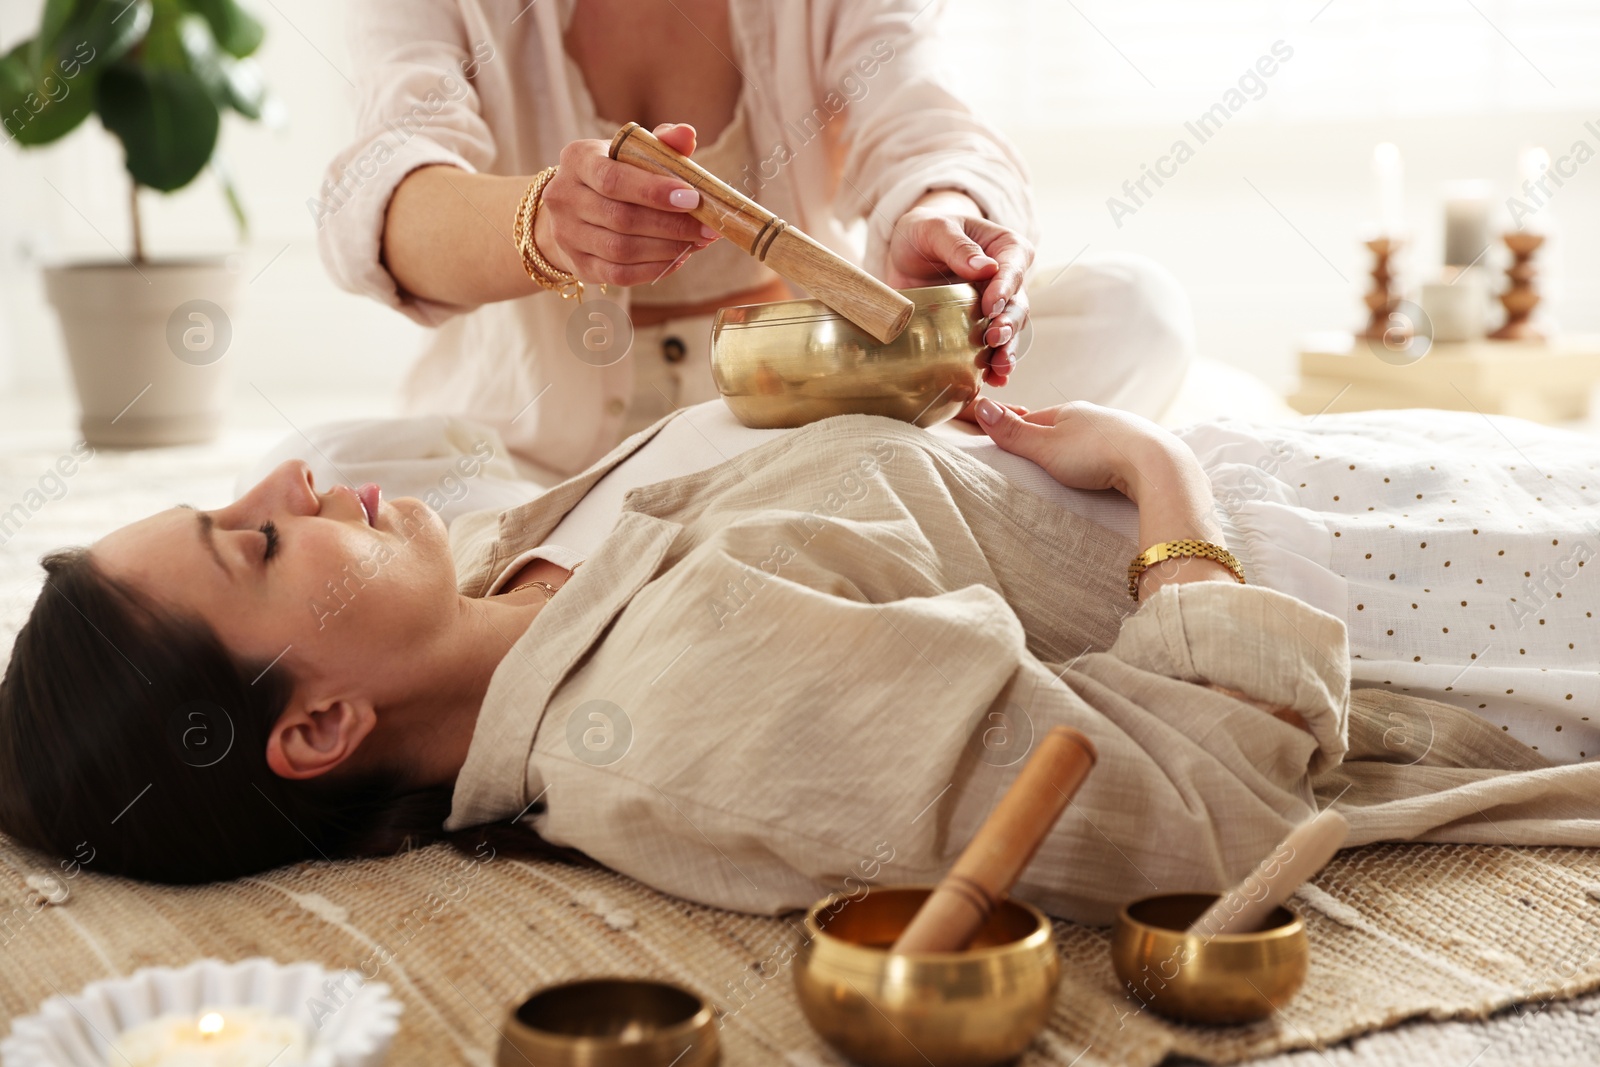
left=1127, top=539, right=1245, bottom=600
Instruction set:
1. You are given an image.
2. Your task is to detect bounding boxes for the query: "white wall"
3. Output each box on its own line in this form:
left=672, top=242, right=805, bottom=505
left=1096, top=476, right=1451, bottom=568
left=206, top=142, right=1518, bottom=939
left=1017, top=110, right=1600, bottom=391
left=2, top=0, right=1598, bottom=406
left=0, top=0, right=424, bottom=406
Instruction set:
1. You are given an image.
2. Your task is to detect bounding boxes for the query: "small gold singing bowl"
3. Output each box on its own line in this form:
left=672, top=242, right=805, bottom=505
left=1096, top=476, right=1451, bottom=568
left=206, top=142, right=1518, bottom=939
left=793, top=885, right=1061, bottom=1067
left=496, top=977, right=720, bottom=1067
left=1111, top=892, right=1309, bottom=1025
left=711, top=283, right=987, bottom=429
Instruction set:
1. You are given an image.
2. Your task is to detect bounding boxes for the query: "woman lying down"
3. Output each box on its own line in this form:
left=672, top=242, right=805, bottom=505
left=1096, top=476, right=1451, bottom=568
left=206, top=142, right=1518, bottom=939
left=4, top=397, right=1599, bottom=923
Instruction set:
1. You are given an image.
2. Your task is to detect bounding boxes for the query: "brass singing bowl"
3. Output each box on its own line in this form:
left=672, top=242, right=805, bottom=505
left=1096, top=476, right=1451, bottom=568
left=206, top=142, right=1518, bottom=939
left=496, top=977, right=719, bottom=1067
left=1111, top=892, right=1309, bottom=1025
left=793, top=885, right=1060, bottom=1067
left=710, top=283, right=987, bottom=429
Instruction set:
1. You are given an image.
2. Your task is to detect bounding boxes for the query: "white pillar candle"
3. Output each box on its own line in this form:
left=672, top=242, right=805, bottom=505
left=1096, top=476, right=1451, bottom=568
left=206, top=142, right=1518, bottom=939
left=1515, top=145, right=1552, bottom=234
left=1371, top=142, right=1404, bottom=237
left=1443, top=181, right=1493, bottom=268
left=108, top=1006, right=309, bottom=1067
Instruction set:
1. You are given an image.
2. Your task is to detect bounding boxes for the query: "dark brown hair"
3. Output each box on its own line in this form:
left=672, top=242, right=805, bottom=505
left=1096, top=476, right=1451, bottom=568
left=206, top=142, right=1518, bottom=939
left=0, top=549, right=587, bottom=883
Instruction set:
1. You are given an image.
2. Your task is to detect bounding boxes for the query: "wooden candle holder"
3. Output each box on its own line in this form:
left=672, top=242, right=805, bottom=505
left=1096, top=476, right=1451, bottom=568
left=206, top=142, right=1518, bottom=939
left=609, top=122, right=914, bottom=344
left=1489, top=231, right=1545, bottom=342
left=1360, top=236, right=1403, bottom=342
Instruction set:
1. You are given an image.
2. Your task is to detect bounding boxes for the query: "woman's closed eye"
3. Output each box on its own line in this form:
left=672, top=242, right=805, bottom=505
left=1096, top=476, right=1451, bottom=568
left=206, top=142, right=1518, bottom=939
left=259, top=520, right=279, bottom=562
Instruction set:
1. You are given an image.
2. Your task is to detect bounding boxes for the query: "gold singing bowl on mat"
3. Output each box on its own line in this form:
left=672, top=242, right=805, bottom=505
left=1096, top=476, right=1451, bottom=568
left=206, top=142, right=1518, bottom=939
left=793, top=885, right=1060, bottom=1067
left=496, top=977, right=719, bottom=1067
left=710, top=283, right=987, bottom=429
left=1111, top=892, right=1309, bottom=1025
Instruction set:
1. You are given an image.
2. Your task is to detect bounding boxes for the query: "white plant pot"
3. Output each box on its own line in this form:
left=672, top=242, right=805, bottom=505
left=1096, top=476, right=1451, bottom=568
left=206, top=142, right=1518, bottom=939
left=43, top=259, right=241, bottom=447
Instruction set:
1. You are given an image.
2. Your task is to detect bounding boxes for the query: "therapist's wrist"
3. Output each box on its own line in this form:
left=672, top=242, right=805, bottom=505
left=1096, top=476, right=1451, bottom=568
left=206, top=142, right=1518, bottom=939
left=908, top=187, right=985, bottom=221
left=531, top=192, right=576, bottom=277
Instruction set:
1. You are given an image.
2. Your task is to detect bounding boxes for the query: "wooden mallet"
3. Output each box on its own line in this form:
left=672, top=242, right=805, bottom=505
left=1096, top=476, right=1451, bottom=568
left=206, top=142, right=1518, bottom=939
left=1185, top=807, right=1350, bottom=938
left=891, top=725, right=1098, bottom=955
left=609, top=122, right=915, bottom=344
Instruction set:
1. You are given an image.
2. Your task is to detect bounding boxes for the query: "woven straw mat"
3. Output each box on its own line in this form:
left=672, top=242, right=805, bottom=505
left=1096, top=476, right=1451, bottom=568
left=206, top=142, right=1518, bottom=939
left=4, top=834, right=1600, bottom=1066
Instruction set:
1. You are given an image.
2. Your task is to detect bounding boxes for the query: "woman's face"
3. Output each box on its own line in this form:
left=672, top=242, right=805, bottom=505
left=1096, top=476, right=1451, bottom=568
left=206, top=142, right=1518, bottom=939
left=91, top=461, right=459, bottom=692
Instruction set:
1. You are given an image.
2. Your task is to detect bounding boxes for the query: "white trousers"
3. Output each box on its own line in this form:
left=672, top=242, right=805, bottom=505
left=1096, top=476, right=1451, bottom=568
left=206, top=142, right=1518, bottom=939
left=237, top=253, right=1196, bottom=521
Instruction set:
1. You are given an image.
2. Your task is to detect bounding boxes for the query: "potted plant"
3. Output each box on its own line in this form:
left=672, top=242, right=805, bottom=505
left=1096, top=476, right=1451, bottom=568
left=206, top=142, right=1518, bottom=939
left=1, top=0, right=274, bottom=446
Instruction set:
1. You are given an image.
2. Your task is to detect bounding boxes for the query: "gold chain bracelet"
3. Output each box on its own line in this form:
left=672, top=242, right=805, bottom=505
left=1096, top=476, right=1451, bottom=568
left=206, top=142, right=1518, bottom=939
left=1127, top=539, right=1245, bottom=600
left=512, top=166, right=601, bottom=301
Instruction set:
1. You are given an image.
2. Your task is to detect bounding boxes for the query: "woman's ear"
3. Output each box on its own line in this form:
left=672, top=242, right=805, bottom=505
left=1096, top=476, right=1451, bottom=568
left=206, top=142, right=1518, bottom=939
left=265, top=696, right=378, bottom=780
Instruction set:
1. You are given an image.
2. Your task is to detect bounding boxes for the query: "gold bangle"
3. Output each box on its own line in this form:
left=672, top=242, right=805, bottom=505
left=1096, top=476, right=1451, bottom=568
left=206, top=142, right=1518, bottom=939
left=1127, top=539, right=1245, bottom=600
left=512, top=166, right=602, bottom=301
left=512, top=168, right=574, bottom=294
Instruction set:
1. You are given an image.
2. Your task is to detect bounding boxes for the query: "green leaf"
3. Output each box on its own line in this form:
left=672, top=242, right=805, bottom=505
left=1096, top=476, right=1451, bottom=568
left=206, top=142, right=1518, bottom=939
left=96, top=63, right=219, bottom=190
left=36, top=0, right=151, bottom=75
left=181, top=0, right=263, bottom=58
left=36, top=0, right=78, bottom=65
left=174, top=11, right=263, bottom=118
left=0, top=38, right=96, bottom=145
left=140, top=0, right=188, bottom=69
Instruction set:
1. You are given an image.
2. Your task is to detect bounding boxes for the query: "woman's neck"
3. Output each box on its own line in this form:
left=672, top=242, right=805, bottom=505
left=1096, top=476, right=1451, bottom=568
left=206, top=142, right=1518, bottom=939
left=375, top=590, right=551, bottom=791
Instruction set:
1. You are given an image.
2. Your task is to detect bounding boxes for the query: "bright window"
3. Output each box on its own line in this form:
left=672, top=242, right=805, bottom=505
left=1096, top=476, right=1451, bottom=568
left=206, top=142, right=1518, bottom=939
left=937, top=0, right=1600, bottom=127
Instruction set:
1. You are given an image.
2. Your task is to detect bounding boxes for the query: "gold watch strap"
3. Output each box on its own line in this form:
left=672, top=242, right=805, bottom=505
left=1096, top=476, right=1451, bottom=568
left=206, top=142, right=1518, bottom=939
left=1127, top=539, right=1245, bottom=600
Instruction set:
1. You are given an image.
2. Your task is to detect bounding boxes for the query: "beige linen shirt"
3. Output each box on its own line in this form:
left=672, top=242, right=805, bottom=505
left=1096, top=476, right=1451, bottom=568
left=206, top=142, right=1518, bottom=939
left=446, top=412, right=1600, bottom=922
left=316, top=0, right=1035, bottom=481
left=445, top=412, right=1356, bottom=923
left=451, top=412, right=1600, bottom=921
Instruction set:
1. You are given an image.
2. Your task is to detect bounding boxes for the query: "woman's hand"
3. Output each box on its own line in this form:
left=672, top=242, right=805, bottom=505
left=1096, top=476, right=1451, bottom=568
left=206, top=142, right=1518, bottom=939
left=886, top=190, right=1034, bottom=387
left=536, top=123, right=719, bottom=287
left=973, top=397, right=1234, bottom=599
left=968, top=398, right=1175, bottom=500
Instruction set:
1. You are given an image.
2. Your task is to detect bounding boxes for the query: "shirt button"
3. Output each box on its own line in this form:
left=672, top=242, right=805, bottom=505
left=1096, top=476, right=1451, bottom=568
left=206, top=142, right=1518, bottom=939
left=605, top=397, right=626, bottom=416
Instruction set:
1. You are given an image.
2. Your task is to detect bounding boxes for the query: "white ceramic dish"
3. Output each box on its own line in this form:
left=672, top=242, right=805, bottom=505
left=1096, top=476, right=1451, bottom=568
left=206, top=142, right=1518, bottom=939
left=0, top=957, right=401, bottom=1067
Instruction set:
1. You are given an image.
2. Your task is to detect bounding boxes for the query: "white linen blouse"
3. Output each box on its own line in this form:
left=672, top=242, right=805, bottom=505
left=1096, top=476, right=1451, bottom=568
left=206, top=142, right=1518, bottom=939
left=314, top=0, right=1036, bottom=482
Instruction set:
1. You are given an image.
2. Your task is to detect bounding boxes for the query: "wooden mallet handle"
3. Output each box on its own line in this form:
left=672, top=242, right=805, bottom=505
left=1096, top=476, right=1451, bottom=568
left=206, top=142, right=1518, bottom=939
left=1185, top=808, right=1349, bottom=937
left=608, top=122, right=913, bottom=344
left=891, top=726, right=1098, bottom=955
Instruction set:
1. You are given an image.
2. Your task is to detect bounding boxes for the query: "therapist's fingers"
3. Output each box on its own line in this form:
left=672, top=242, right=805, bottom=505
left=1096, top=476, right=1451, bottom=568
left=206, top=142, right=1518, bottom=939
left=567, top=252, right=693, bottom=288
left=572, top=194, right=714, bottom=243
left=972, top=223, right=1033, bottom=376
left=560, top=220, right=703, bottom=267
left=556, top=137, right=707, bottom=218
left=895, top=213, right=998, bottom=285
left=986, top=284, right=1029, bottom=378
left=556, top=135, right=720, bottom=247
left=973, top=222, right=1032, bottom=322
left=654, top=122, right=698, bottom=156
left=544, top=137, right=714, bottom=279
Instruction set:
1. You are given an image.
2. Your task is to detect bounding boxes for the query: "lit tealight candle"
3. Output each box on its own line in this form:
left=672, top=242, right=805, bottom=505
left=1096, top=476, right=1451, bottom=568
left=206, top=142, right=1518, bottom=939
left=109, top=1005, right=308, bottom=1067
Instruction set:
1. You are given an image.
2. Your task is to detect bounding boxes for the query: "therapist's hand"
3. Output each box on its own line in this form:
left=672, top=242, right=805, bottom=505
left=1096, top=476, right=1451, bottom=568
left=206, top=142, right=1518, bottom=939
left=886, top=190, right=1033, bottom=387
left=536, top=123, right=719, bottom=287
